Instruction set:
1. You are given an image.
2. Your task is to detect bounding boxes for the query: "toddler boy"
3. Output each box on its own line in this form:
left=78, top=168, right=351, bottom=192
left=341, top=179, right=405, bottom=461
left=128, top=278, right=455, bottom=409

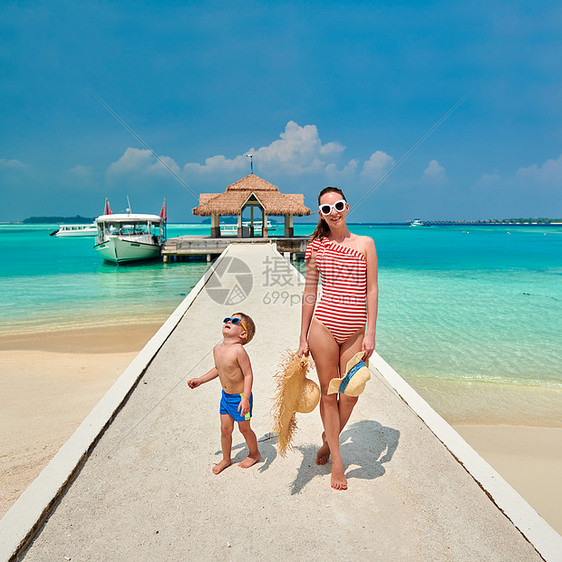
left=188, top=313, right=260, bottom=474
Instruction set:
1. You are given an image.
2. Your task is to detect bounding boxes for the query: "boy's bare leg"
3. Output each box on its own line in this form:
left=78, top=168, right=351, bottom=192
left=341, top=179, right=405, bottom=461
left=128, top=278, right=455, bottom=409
left=214, top=414, right=234, bottom=474
left=237, top=420, right=260, bottom=468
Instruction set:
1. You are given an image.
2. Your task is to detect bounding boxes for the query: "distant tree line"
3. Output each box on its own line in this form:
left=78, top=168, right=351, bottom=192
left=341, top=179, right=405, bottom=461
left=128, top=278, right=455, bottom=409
left=493, top=218, right=561, bottom=224
left=424, top=218, right=561, bottom=225
left=22, top=215, right=94, bottom=224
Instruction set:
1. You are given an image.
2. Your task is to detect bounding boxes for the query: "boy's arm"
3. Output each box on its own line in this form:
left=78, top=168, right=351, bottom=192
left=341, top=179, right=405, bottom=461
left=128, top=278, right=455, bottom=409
left=236, top=348, right=253, bottom=415
left=187, top=367, right=219, bottom=389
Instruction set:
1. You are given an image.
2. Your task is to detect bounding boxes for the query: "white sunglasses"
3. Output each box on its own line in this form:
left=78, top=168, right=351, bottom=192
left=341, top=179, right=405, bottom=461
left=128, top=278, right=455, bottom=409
left=319, top=199, right=347, bottom=216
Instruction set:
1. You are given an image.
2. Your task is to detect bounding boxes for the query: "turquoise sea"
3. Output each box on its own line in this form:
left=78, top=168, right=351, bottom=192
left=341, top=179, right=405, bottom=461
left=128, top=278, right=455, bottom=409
left=1, top=222, right=561, bottom=422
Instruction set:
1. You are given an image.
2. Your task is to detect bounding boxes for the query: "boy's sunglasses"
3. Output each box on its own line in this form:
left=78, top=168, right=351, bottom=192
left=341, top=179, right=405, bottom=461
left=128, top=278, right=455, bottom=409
left=319, top=199, right=346, bottom=216
left=223, top=317, right=248, bottom=332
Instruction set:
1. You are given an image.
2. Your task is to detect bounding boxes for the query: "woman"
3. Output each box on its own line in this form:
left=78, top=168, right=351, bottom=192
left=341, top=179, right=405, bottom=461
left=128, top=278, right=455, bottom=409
left=297, top=187, right=378, bottom=490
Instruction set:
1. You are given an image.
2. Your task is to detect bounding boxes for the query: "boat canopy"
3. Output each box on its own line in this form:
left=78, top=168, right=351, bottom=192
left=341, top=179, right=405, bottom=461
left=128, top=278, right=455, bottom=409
left=95, top=214, right=163, bottom=224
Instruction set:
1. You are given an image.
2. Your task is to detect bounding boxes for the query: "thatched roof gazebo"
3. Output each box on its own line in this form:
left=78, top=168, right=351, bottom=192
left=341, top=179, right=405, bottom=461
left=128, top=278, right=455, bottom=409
left=192, top=174, right=310, bottom=238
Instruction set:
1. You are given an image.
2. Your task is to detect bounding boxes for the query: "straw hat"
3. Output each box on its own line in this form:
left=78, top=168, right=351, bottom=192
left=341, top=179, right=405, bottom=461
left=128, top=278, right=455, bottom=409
left=327, top=351, right=371, bottom=396
left=271, top=351, right=320, bottom=457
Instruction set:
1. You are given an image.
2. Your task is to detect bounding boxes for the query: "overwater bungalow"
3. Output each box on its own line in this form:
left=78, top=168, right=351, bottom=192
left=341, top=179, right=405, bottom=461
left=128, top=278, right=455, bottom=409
left=192, top=173, right=310, bottom=238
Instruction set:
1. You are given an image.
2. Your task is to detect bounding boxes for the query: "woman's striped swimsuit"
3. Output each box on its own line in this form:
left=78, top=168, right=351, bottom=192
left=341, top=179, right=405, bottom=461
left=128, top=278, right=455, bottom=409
left=305, top=236, right=367, bottom=344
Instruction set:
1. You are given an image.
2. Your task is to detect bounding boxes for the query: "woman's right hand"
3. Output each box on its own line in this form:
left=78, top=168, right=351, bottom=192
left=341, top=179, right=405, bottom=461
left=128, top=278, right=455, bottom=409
left=297, top=338, right=309, bottom=357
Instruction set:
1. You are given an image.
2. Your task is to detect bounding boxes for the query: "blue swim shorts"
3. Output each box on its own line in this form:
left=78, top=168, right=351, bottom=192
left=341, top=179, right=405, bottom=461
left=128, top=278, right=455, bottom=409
left=220, top=389, right=253, bottom=422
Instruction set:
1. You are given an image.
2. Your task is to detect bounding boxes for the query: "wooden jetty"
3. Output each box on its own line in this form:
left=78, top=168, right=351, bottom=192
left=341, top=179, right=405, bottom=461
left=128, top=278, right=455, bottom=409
left=161, top=234, right=309, bottom=261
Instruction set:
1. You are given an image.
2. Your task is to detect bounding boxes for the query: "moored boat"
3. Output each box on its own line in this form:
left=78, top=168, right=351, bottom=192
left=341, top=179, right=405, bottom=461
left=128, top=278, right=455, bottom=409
left=410, top=219, right=426, bottom=227
left=94, top=199, right=167, bottom=264
left=52, top=223, right=97, bottom=237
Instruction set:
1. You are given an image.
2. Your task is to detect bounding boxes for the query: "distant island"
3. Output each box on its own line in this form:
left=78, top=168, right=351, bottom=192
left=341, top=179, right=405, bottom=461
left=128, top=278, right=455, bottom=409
left=22, top=215, right=94, bottom=224
left=417, top=218, right=562, bottom=225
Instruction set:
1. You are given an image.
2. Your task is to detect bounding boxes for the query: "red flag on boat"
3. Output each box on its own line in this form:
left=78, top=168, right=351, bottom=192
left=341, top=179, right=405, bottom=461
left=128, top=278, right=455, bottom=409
left=104, top=198, right=111, bottom=215
left=160, top=198, right=167, bottom=222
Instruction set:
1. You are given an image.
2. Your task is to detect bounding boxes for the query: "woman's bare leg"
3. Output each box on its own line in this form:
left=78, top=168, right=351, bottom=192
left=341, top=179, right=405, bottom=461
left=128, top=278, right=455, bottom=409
left=337, top=328, right=364, bottom=430
left=308, top=318, right=348, bottom=490
left=316, top=327, right=364, bottom=462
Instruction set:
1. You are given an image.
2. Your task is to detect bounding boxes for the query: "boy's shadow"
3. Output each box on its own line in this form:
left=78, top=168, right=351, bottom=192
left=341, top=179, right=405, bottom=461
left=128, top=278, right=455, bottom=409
left=290, top=419, right=400, bottom=495
left=217, top=432, right=277, bottom=473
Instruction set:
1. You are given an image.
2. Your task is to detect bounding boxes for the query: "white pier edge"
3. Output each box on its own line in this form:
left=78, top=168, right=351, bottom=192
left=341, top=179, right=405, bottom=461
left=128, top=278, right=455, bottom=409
left=369, top=352, right=562, bottom=562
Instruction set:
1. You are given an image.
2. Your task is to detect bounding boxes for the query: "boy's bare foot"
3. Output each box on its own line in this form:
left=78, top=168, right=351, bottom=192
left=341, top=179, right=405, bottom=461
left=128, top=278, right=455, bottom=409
left=331, top=461, right=347, bottom=490
left=238, top=452, right=260, bottom=468
left=212, top=459, right=231, bottom=474
left=316, top=432, right=330, bottom=465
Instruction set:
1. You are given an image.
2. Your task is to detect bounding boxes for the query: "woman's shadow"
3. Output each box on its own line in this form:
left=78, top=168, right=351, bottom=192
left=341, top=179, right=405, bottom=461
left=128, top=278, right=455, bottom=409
left=290, top=419, right=400, bottom=494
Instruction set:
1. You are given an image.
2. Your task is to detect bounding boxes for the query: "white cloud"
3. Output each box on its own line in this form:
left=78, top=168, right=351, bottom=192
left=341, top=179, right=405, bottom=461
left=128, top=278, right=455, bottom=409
left=325, top=158, right=360, bottom=180
left=106, top=122, right=394, bottom=188
left=183, top=154, right=246, bottom=176
left=107, top=148, right=181, bottom=179
left=252, top=121, right=340, bottom=174
left=0, top=158, right=28, bottom=170
left=183, top=121, right=349, bottom=178
left=516, top=154, right=562, bottom=187
left=422, top=159, right=447, bottom=183
left=361, top=151, right=394, bottom=180
left=320, top=141, right=346, bottom=158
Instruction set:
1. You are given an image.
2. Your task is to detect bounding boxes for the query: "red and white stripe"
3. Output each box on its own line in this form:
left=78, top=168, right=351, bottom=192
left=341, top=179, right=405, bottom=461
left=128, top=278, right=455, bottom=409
left=305, top=237, right=367, bottom=344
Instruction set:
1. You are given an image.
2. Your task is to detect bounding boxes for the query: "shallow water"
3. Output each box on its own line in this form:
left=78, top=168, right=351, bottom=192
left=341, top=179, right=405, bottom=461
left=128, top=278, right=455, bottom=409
left=1, top=222, right=561, bottom=410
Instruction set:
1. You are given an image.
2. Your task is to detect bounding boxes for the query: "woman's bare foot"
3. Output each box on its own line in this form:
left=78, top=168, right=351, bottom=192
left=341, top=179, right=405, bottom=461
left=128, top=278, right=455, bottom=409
left=316, top=432, right=330, bottom=465
left=239, top=452, right=260, bottom=468
left=212, top=459, right=231, bottom=474
left=331, top=459, right=347, bottom=490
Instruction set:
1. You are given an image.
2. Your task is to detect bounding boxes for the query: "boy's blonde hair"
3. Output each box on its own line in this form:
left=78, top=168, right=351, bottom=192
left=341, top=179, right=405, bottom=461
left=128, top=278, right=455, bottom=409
left=235, top=312, right=255, bottom=344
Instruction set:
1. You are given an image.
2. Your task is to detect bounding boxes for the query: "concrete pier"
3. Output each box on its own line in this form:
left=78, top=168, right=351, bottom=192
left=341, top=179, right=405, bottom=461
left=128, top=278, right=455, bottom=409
left=1, top=243, right=560, bottom=561
left=162, top=235, right=308, bottom=260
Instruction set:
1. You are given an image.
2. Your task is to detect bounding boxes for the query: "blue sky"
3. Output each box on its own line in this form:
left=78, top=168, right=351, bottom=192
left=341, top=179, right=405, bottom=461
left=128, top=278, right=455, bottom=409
left=1, top=1, right=561, bottom=222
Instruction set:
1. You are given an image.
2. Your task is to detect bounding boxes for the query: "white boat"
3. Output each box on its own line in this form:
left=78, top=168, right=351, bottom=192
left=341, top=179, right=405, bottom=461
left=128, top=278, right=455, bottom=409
left=52, top=223, right=97, bottom=237
left=220, top=220, right=278, bottom=235
left=94, top=214, right=166, bottom=263
left=94, top=198, right=167, bottom=264
left=410, top=219, right=425, bottom=227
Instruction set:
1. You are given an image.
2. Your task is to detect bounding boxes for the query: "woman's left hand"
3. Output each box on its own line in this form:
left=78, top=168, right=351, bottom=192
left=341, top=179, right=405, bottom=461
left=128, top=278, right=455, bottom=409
left=362, top=333, right=376, bottom=361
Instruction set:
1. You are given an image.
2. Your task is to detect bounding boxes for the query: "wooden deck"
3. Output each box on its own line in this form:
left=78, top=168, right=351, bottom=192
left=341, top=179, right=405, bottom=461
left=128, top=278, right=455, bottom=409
left=161, top=235, right=309, bottom=261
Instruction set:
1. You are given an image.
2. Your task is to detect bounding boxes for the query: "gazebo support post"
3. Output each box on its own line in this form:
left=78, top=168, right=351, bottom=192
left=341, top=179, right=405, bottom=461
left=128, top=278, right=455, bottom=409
left=237, top=213, right=243, bottom=238
left=263, top=211, right=268, bottom=238
left=211, top=214, right=221, bottom=238
left=284, top=213, right=293, bottom=237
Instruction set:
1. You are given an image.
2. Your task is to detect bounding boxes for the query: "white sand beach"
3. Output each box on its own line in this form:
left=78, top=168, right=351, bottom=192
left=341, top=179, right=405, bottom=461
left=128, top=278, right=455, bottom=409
left=0, top=323, right=161, bottom=517
left=454, top=425, right=562, bottom=534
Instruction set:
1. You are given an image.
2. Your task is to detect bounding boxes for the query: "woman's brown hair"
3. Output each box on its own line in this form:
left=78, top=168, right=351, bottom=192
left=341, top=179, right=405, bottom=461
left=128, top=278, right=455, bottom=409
left=310, top=186, right=347, bottom=240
